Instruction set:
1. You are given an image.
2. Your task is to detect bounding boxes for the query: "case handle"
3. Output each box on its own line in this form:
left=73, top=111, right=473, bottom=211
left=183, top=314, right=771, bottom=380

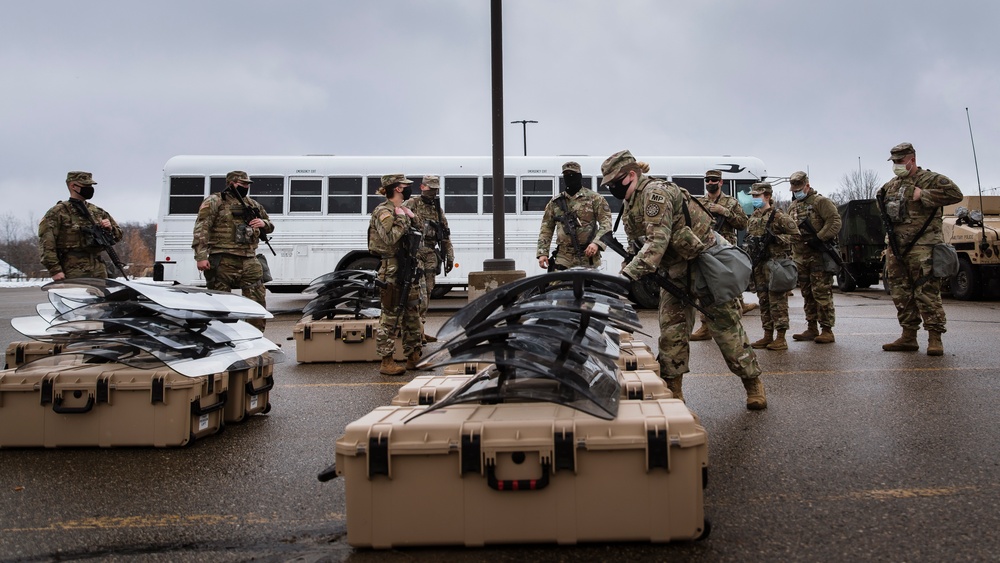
left=52, top=395, right=95, bottom=414
left=245, top=375, right=274, bottom=396
left=191, top=391, right=228, bottom=416
left=486, top=461, right=551, bottom=491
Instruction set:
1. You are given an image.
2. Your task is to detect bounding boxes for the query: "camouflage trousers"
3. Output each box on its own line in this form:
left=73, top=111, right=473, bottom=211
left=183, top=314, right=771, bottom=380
left=553, top=248, right=601, bottom=270
left=886, top=245, right=946, bottom=333
left=656, top=276, right=761, bottom=380
left=376, top=259, right=426, bottom=357
left=753, top=264, right=790, bottom=331
left=58, top=251, right=108, bottom=279
left=416, top=248, right=438, bottom=322
left=795, top=252, right=835, bottom=328
left=204, top=253, right=267, bottom=331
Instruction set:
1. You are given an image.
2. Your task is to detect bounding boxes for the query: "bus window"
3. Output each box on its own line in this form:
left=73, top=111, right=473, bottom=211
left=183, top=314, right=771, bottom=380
left=594, top=176, right=622, bottom=214
left=289, top=178, right=322, bottom=213
left=168, top=177, right=206, bottom=215
left=443, top=176, right=477, bottom=213
left=672, top=176, right=704, bottom=196
left=366, top=176, right=383, bottom=213
left=328, top=177, right=363, bottom=214
left=210, top=177, right=227, bottom=194
left=483, top=176, right=515, bottom=214
left=522, top=178, right=553, bottom=213
left=249, top=176, right=284, bottom=214
left=733, top=179, right=754, bottom=195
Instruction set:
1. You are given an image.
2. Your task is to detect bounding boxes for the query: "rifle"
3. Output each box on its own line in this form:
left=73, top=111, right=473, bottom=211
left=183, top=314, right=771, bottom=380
left=231, top=188, right=276, bottom=256
left=427, top=197, right=452, bottom=274
left=749, top=209, right=779, bottom=269
left=798, top=217, right=856, bottom=283
left=69, top=199, right=128, bottom=279
left=599, top=232, right=715, bottom=320
left=875, top=191, right=904, bottom=263
left=394, top=226, right=424, bottom=331
left=554, top=195, right=585, bottom=261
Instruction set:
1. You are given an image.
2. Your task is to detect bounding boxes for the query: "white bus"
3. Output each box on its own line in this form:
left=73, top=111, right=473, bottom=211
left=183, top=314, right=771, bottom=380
left=154, top=155, right=767, bottom=302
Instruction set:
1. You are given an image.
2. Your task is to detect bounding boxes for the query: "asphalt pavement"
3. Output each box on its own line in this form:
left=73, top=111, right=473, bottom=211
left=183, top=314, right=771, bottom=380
left=1, top=285, right=999, bottom=562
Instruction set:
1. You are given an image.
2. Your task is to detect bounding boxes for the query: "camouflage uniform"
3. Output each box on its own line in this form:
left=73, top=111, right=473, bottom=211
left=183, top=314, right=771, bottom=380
left=788, top=173, right=841, bottom=332
left=38, top=172, right=123, bottom=279
left=402, top=175, right=453, bottom=323
left=877, top=144, right=963, bottom=337
left=604, top=150, right=762, bottom=406
left=369, top=195, right=425, bottom=359
left=192, top=171, right=274, bottom=331
left=747, top=202, right=798, bottom=332
left=536, top=187, right=612, bottom=269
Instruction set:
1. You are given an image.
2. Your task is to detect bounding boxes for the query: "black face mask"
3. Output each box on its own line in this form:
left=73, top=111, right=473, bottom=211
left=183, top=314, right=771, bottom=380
left=605, top=176, right=629, bottom=200
left=400, top=184, right=413, bottom=200
left=705, top=183, right=720, bottom=194
left=563, top=172, right=583, bottom=195
left=421, top=189, right=439, bottom=203
left=78, top=185, right=95, bottom=200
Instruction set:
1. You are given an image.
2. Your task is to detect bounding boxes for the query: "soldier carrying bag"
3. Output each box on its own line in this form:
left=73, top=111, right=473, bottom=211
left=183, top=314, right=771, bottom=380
left=932, top=243, right=959, bottom=278
left=686, top=197, right=752, bottom=304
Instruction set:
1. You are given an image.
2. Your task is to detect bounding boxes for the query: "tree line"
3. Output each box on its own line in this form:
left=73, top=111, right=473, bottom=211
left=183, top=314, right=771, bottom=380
left=0, top=213, right=156, bottom=280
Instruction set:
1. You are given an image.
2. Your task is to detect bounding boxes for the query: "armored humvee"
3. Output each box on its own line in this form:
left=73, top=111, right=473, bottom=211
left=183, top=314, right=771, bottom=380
left=942, top=195, right=1000, bottom=300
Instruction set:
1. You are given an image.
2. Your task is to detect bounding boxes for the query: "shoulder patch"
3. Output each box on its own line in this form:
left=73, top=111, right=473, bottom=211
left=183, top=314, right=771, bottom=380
left=647, top=192, right=666, bottom=204
left=938, top=176, right=952, bottom=186
left=645, top=203, right=661, bottom=217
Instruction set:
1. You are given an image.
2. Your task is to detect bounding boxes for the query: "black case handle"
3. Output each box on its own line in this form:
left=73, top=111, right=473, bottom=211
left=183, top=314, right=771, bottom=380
left=52, top=395, right=95, bottom=414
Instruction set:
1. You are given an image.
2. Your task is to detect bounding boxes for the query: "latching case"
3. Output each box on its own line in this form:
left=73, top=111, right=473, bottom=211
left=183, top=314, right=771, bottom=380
left=293, top=318, right=405, bottom=363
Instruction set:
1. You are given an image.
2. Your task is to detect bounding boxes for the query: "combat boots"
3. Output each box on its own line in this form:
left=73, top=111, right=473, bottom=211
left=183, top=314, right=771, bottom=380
left=751, top=331, right=773, bottom=349
left=665, top=375, right=684, bottom=402
left=814, top=327, right=836, bottom=344
left=882, top=328, right=919, bottom=352
left=690, top=325, right=711, bottom=341
left=766, top=330, right=788, bottom=350
left=379, top=356, right=406, bottom=376
left=405, top=350, right=422, bottom=371
left=927, top=332, right=944, bottom=356
left=792, top=322, right=818, bottom=341
left=743, top=377, right=767, bottom=410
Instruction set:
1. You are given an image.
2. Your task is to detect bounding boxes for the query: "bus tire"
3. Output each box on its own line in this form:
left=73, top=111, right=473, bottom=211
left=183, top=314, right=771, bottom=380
left=430, top=285, right=451, bottom=298
left=344, top=255, right=381, bottom=273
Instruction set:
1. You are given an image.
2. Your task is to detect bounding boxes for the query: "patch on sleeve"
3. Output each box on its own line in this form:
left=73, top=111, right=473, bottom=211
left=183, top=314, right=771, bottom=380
left=645, top=203, right=661, bottom=217
left=938, top=177, right=953, bottom=186
left=647, top=192, right=666, bottom=204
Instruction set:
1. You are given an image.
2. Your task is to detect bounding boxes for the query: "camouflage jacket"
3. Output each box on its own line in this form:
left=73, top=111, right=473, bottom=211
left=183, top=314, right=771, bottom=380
left=368, top=199, right=416, bottom=258
left=695, top=192, right=748, bottom=245
left=536, top=188, right=612, bottom=267
left=746, top=207, right=798, bottom=262
left=876, top=167, right=963, bottom=247
left=192, top=190, right=274, bottom=260
left=621, top=176, right=713, bottom=281
left=788, top=191, right=841, bottom=257
left=38, top=199, right=123, bottom=276
left=402, top=195, right=454, bottom=269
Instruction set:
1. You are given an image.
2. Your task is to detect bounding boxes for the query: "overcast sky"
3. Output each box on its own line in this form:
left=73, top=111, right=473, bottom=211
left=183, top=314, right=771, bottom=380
left=2, top=0, right=997, bottom=225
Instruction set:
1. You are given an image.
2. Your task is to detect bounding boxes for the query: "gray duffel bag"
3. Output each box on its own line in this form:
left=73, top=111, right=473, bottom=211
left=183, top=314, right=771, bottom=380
left=932, top=243, right=959, bottom=278
left=694, top=237, right=752, bottom=304
left=767, top=258, right=798, bottom=292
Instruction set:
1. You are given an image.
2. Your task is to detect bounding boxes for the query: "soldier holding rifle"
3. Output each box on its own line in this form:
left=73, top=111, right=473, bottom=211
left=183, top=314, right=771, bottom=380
left=192, top=170, right=274, bottom=331
left=369, top=174, right=424, bottom=376
left=745, top=182, right=798, bottom=351
left=536, top=161, right=611, bottom=271
left=39, top=171, right=124, bottom=281
left=403, top=175, right=453, bottom=344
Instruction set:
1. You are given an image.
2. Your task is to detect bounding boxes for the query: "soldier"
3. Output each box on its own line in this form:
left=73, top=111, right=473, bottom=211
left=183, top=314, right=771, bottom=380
left=39, top=171, right=124, bottom=280
left=537, top=161, right=612, bottom=271
left=745, top=182, right=799, bottom=351
left=690, top=169, right=753, bottom=341
left=877, top=142, right=963, bottom=356
left=369, top=174, right=424, bottom=376
left=602, top=150, right=765, bottom=410
left=787, top=171, right=841, bottom=344
left=403, top=175, right=454, bottom=344
left=192, top=170, right=274, bottom=332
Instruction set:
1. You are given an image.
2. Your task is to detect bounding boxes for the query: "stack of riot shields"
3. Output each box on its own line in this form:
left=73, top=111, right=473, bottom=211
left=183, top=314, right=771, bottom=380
left=293, top=270, right=404, bottom=363
left=323, top=270, right=711, bottom=548
left=0, top=279, right=282, bottom=448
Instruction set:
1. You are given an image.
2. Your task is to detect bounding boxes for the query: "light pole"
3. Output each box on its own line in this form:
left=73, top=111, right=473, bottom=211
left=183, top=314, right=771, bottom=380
left=510, top=119, right=537, bottom=156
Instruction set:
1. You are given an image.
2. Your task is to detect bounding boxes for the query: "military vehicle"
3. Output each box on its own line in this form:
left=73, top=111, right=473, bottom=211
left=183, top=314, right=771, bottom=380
left=942, top=195, right=1000, bottom=300
left=836, top=199, right=885, bottom=292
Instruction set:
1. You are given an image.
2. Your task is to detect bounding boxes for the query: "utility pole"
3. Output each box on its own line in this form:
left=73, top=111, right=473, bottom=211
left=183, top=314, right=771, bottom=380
left=510, top=119, right=537, bottom=156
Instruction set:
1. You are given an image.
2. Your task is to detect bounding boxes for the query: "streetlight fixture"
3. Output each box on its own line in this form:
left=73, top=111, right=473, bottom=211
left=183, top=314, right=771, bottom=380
left=510, top=119, right=537, bottom=156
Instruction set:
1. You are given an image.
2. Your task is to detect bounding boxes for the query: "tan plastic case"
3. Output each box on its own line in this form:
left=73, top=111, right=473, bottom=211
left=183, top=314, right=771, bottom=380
left=5, top=341, right=65, bottom=370
left=335, top=399, right=707, bottom=548
left=224, top=354, right=274, bottom=423
left=0, top=362, right=227, bottom=448
left=293, top=318, right=405, bottom=363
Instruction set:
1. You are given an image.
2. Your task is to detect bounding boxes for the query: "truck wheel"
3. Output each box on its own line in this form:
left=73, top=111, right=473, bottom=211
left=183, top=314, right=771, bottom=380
left=950, top=259, right=981, bottom=300
left=838, top=267, right=857, bottom=292
left=345, top=255, right=380, bottom=272
left=430, top=285, right=452, bottom=298
left=629, top=276, right=661, bottom=310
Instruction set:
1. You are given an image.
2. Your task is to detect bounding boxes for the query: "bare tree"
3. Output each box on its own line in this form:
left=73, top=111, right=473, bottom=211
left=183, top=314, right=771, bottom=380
left=830, top=169, right=882, bottom=205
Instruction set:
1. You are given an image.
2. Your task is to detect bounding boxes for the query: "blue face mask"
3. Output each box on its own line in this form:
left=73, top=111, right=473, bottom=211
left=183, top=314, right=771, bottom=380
left=752, top=197, right=765, bottom=209
left=793, top=190, right=807, bottom=201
